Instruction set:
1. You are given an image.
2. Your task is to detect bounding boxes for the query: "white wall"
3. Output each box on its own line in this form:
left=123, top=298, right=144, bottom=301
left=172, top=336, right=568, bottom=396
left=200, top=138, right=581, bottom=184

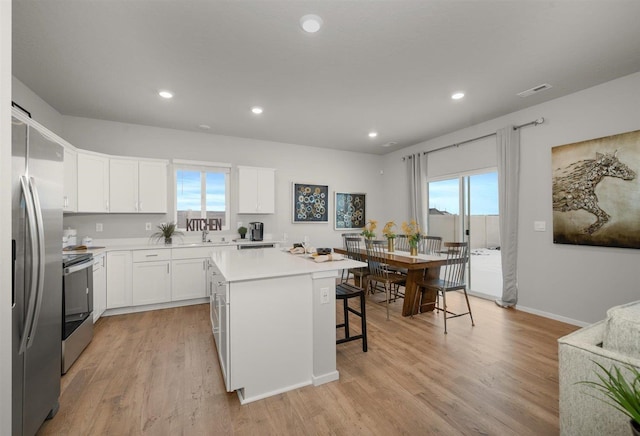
left=382, top=72, right=640, bottom=325
left=57, top=116, right=385, bottom=249
left=1, top=1, right=12, bottom=432
left=12, top=77, right=64, bottom=135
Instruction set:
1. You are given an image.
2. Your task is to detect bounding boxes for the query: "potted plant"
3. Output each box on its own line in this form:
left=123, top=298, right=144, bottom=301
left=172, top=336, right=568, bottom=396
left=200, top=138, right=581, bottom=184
left=579, top=362, right=640, bottom=435
left=383, top=221, right=397, bottom=252
left=238, top=226, right=248, bottom=239
left=150, top=222, right=182, bottom=245
left=361, top=219, right=377, bottom=240
left=401, top=219, right=422, bottom=256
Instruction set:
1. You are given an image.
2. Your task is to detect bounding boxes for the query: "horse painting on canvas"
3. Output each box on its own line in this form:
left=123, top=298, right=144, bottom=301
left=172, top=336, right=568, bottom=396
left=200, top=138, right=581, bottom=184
left=552, top=130, right=640, bottom=249
left=553, top=151, right=636, bottom=234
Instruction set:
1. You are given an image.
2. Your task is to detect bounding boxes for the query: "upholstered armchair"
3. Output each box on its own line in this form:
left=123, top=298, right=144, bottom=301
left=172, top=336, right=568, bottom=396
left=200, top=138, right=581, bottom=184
left=558, top=301, right=640, bottom=435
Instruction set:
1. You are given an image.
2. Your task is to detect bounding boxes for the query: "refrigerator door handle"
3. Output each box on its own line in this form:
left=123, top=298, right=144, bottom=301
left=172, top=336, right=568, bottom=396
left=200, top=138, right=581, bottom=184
left=18, top=175, right=40, bottom=354
left=18, top=176, right=44, bottom=354
left=26, top=176, right=47, bottom=350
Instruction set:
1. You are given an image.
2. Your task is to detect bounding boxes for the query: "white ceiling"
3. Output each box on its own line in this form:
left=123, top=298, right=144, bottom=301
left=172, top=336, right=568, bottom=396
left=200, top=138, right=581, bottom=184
left=12, top=1, right=640, bottom=155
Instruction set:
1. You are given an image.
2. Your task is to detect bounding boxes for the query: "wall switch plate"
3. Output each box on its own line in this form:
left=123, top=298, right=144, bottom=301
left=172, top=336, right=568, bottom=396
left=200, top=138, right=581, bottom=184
left=145, top=222, right=152, bottom=231
left=320, top=287, right=329, bottom=304
left=534, top=221, right=546, bottom=232
left=96, top=223, right=103, bottom=232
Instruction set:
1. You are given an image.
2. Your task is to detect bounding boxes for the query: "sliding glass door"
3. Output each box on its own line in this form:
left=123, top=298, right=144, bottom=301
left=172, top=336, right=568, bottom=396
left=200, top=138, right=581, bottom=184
left=427, top=170, right=502, bottom=298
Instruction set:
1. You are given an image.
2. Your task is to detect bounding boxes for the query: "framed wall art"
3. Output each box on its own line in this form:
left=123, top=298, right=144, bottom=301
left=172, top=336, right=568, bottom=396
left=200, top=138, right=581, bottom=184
left=334, top=192, right=366, bottom=230
left=292, top=183, right=329, bottom=223
left=552, top=129, right=640, bottom=249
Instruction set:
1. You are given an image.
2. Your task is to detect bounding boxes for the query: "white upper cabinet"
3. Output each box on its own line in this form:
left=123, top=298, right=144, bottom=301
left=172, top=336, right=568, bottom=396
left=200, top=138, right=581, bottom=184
left=138, top=160, right=167, bottom=213
left=238, top=166, right=275, bottom=214
left=109, top=158, right=139, bottom=212
left=63, top=146, right=77, bottom=212
left=77, top=151, right=110, bottom=213
left=108, top=158, right=167, bottom=214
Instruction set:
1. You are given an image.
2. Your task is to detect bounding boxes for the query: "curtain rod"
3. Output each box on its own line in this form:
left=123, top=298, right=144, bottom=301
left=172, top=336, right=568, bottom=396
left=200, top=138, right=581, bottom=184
left=401, top=117, right=544, bottom=160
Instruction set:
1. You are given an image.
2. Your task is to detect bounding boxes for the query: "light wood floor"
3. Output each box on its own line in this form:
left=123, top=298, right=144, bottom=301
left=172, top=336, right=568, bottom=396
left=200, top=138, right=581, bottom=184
left=38, top=291, right=578, bottom=436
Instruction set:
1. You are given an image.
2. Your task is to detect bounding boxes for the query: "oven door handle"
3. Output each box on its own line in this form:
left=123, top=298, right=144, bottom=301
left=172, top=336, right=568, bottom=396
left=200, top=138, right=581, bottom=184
left=64, top=260, right=94, bottom=275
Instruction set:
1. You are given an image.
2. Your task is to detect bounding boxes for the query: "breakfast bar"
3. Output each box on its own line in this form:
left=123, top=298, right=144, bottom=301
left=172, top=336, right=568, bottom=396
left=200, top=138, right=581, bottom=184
left=209, top=248, right=365, bottom=404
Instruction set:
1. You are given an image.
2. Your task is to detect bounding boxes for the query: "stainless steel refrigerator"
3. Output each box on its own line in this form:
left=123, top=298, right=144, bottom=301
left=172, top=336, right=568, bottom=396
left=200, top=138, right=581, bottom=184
left=11, top=110, right=63, bottom=436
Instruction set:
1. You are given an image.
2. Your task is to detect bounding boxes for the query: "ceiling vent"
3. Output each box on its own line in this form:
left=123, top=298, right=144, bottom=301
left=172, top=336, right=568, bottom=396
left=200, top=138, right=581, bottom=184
left=517, top=83, right=552, bottom=97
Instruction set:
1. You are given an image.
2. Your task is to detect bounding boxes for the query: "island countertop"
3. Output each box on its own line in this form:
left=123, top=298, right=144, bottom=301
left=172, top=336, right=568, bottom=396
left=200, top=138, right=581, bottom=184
left=211, top=247, right=366, bottom=282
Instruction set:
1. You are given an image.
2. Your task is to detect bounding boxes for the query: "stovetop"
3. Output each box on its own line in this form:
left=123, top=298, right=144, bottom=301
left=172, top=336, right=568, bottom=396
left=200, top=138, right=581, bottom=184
left=62, top=253, right=93, bottom=268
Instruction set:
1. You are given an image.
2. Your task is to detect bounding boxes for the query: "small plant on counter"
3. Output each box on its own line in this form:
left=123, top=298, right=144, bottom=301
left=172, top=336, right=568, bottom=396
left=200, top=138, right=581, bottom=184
left=238, top=226, right=248, bottom=239
left=150, top=222, right=183, bottom=245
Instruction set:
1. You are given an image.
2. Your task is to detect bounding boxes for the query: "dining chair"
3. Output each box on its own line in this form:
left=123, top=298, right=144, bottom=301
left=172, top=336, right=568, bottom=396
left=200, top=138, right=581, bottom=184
left=343, top=236, right=369, bottom=289
left=341, top=233, right=363, bottom=282
left=365, top=239, right=406, bottom=320
left=419, top=235, right=443, bottom=255
left=395, top=234, right=410, bottom=252
left=411, top=241, right=474, bottom=334
left=336, top=282, right=368, bottom=352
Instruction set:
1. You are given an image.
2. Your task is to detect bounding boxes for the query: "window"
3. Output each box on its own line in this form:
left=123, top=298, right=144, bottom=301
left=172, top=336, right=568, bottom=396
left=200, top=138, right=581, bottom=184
left=174, top=161, right=230, bottom=231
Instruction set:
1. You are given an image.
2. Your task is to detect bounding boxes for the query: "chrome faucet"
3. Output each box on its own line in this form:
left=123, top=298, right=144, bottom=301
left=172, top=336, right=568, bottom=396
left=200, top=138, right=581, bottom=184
left=202, top=228, right=209, bottom=242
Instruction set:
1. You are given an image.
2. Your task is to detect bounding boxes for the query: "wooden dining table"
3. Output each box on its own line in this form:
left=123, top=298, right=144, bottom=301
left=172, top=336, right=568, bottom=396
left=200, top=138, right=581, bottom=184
left=333, top=247, right=448, bottom=316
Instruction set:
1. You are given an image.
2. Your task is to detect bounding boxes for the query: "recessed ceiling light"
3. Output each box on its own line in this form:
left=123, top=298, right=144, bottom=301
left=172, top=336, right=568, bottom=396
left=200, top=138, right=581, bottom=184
left=198, top=124, right=211, bottom=130
left=300, top=14, right=323, bottom=33
left=158, top=90, right=174, bottom=99
left=251, top=106, right=263, bottom=115
left=368, top=132, right=378, bottom=138
left=451, top=92, right=465, bottom=100
left=382, top=142, right=398, bottom=148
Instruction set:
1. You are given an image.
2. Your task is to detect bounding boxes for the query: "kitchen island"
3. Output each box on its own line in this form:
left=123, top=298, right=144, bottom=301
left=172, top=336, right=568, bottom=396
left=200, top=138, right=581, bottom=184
left=209, top=248, right=366, bottom=404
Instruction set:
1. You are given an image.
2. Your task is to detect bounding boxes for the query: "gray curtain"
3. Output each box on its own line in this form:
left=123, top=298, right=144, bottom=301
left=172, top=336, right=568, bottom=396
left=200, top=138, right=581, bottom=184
left=496, top=126, right=520, bottom=308
left=407, top=153, right=428, bottom=232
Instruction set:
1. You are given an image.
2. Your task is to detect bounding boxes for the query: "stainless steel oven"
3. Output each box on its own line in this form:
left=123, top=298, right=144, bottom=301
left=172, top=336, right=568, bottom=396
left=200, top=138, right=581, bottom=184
left=62, top=253, right=93, bottom=374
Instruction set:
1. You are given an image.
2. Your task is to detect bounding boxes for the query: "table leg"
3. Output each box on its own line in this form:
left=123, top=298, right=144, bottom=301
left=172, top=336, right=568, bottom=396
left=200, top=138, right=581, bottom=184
left=401, top=267, right=439, bottom=316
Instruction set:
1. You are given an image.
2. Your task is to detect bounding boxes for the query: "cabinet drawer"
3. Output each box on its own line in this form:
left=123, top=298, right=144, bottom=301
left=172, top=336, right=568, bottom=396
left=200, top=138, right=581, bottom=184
left=172, top=246, right=215, bottom=260
left=132, top=249, right=171, bottom=262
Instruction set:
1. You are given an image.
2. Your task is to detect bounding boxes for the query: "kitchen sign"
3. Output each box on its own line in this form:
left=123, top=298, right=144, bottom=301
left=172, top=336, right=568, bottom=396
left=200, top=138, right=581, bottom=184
left=186, top=218, right=223, bottom=231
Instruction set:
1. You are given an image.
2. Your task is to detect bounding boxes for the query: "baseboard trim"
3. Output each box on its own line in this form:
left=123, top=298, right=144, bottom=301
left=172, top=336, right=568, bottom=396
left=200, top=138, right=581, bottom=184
left=102, top=297, right=209, bottom=317
left=515, top=304, right=589, bottom=327
left=468, top=291, right=588, bottom=327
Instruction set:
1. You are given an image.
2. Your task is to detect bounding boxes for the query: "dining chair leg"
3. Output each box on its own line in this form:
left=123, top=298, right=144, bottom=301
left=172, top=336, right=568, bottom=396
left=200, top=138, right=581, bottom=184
left=442, top=290, right=448, bottom=334
left=462, top=288, right=475, bottom=326
left=385, top=283, right=390, bottom=320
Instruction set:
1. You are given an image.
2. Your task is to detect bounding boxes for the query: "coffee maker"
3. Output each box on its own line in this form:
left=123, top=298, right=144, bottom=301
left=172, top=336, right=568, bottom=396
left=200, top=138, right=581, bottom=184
left=249, top=222, right=264, bottom=241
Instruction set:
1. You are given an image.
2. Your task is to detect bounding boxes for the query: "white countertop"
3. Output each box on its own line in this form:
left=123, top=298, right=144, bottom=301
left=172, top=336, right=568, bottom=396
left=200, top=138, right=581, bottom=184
left=211, top=248, right=366, bottom=282
left=62, top=239, right=283, bottom=256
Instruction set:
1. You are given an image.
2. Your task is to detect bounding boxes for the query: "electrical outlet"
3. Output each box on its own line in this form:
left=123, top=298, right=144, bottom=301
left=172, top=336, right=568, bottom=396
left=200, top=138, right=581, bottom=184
left=237, top=222, right=243, bottom=229
left=145, top=222, right=152, bottom=231
left=96, top=223, right=103, bottom=232
left=320, top=287, right=329, bottom=304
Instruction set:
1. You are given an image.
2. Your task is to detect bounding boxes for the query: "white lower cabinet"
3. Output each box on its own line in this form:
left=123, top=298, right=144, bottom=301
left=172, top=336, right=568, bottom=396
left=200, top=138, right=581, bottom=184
left=104, top=246, right=234, bottom=312
left=92, top=254, right=106, bottom=321
left=171, top=258, right=208, bottom=301
left=132, top=250, right=171, bottom=305
left=106, top=251, right=133, bottom=309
